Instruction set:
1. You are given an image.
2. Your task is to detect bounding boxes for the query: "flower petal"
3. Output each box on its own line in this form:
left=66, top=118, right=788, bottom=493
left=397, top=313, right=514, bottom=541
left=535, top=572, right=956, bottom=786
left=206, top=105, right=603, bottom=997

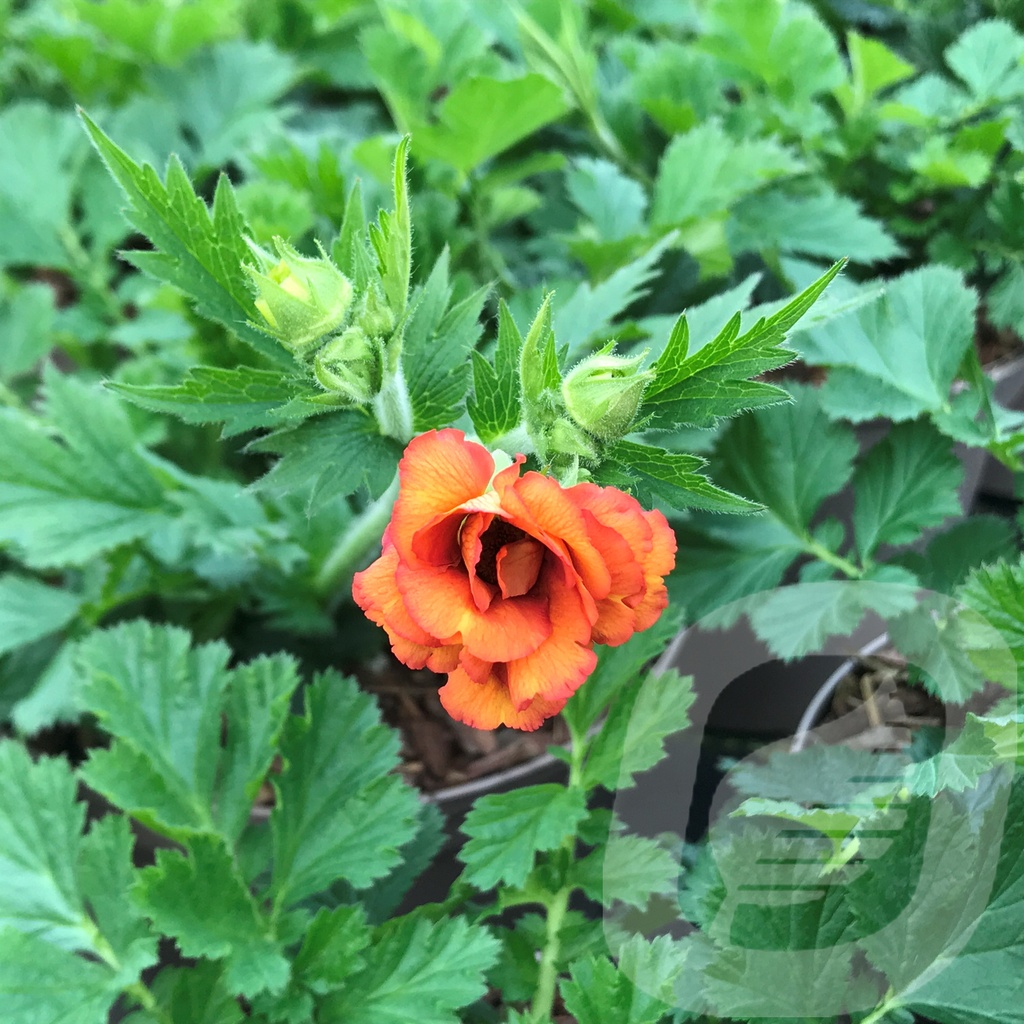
left=390, top=429, right=494, bottom=566
left=396, top=562, right=552, bottom=661
left=438, top=666, right=566, bottom=731
left=496, top=538, right=544, bottom=598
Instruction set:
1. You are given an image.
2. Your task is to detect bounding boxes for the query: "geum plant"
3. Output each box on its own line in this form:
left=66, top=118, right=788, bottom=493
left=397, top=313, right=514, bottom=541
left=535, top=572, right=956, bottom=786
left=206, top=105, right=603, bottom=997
left=0, top=114, right=850, bottom=1024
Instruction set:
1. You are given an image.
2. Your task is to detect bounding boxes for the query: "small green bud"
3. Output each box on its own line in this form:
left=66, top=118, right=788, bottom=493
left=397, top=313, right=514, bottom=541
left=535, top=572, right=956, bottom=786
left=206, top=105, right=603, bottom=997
left=245, top=238, right=353, bottom=358
left=546, top=417, right=599, bottom=461
left=358, top=284, right=397, bottom=338
left=313, top=326, right=381, bottom=404
left=561, top=348, right=654, bottom=441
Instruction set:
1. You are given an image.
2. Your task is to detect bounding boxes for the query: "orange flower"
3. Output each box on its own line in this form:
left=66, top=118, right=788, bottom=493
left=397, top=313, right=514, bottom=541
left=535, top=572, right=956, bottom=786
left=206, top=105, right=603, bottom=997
left=353, top=429, right=676, bottom=731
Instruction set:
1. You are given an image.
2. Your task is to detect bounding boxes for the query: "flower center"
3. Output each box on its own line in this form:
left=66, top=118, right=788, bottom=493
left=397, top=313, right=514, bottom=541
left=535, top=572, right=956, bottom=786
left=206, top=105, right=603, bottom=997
left=474, top=519, right=526, bottom=585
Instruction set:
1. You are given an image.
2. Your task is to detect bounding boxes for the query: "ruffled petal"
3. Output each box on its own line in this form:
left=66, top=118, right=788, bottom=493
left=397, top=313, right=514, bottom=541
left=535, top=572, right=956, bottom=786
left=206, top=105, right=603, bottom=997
left=496, top=537, right=544, bottom=598
left=390, top=429, right=494, bottom=566
left=396, top=562, right=552, bottom=661
left=438, top=666, right=566, bottom=731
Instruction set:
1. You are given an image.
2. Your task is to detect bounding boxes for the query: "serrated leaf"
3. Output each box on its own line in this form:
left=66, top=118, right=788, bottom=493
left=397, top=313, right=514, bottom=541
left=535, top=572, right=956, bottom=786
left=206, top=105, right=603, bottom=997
left=945, top=18, right=1024, bottom=102
left=78, top=621, right=299, bottom=841
left=566, top=156, right=647, bottom=241
left=0, top=576, right=82, bottom=657
left=584, top=669, right=695, bottom=791
left=729, top=185, right=899, bottom=264
left=254, top=410, right=402, bottom=510
left=904, top=715, right=998, bottom=796
left=318, top=915, right=499, bottom=1024
left=561, top=935, right=685, bottom=1024
left=459, top=784, right=588, bottom=890
left=468, top=300, right=522, bottom=443
left=555, top=235, right=673, bottom=359
left=370, top=136, right=411, bottom=318
left=0, top=282, right=55, bottom=381
left=748, top=580, right=918, bottom=661
left=852, top=422, right=963, bottom=560
left=805, top=266, right=978, bottom=417
left=897, top=516, right=1015, bottom=594
left=519, top=294, right=558, bottom=408
left=269, top=672, right=420, bottom=908
left=603, top=440, right=760, bottom=513
left=292, top=906, right=370, bottom=994
left=135, top=836, right=289, bottom=998
left=139, top=963, right=243, bottom=1024
left=112, top=366, right=323, bottom=439
left=80, top=111, right=287, bottom=365
left=402, top=250, right=487, bottom=430
left=0, top=928, right=120, bottom=1024
left=713, top=384, right=857, bottom=535
left=650, top=119, right=802, bottom=229
left=413, top=74, right=569, bottom=176
left=571, top=833, right=678, bottom=909
left=0, top=745, right=157, bottom=1009
left=958, top=556, right=1024, bottom=683
left=0, top=374, right=172, bottom=568
left=643, top=263, right=843, bottom=429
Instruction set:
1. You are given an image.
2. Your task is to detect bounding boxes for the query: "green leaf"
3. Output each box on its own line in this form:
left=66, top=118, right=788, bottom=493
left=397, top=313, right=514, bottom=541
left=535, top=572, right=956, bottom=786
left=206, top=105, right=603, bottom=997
left=584, top=668, right=695, bottom=791
left=0, top=104, right=81, bottom=270
left=643, top=262, right=844, bottom=429
left=852, top=422, right=963, bottom=560
left=713, top=384, right=857, bottom=535
left=78, top=621, right=298, bottom=841
left=369, top=136, right=411, bottom=319
left=571, top=833, right=678, bottom=909
left=112, top=366, right=324, bottom=439
left=269, top=672, right=420, bottom=908
left=849, top=783, right=1024, bottom=1024
left=254, top=410, right=402, bottom=510
left=834, top=32, right=915, bottom=116
left=135, top=836, right=289, bottom=998
left=402, top=251, right=488, bottom=430
left=748, top=580, right=918, bottom=661
left=806, top=266, right=977, bottom=417
left=413, top=74, right=569, bottom=175
left=945, top=19, right=1024, bottom=102
left=560, top=935, right=684, bottom=1024
left=958, top=556, right=1024, bottom=684
left=0, top=744, right=157, bottom=1009
left=318, top=915, right=499, bottom=1024
left=459, top=784, right=589, bottom=889
left=0, top=576, right=82, bottom=657
left=80, top=111, right=287, bottom=365
left=668, top=516, right=806, bottom=622
left=0, top=282, right=55, bottom=381
left=566, top=157, right=647, bottom=241
left=729, top=186, right=899, bottom=264
left=0, top=373, right=171, bottom=568
left=519, top=294, right=558, bottom=408
left=650, top=119, right=802, bottom=228
left=291, top=906, right=370, bottom=994
left=468, top=300, right=523, bottom=443
left=555, top=235, right=674, bottom=358
left=897, top=516, right=1015, bottom=594
left=602, top=440, right=761, bottom=513
left=140, top=963, right=243, bottom=1024
left=0, top=928, right=120, bottom=1024
left=904, top=714, right=998, bottom=796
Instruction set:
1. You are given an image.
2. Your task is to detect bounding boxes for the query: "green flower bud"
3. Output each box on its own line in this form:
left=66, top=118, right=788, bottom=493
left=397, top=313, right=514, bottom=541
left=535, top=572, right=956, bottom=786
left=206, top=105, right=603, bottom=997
left=245, top=238, right=353, bottom=358
left=358, top=284, right=397, bottom=338
left=561, top=349, right=654, bottom=441
left=313, top=326, right=381, bottom=404
left=546, top=417, right=599, bottom=461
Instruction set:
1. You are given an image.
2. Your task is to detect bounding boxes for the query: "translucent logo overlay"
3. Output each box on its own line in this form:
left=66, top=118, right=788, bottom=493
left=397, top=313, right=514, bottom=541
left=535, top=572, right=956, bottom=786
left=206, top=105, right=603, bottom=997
left=607, top=581, right=1021, bottom=1019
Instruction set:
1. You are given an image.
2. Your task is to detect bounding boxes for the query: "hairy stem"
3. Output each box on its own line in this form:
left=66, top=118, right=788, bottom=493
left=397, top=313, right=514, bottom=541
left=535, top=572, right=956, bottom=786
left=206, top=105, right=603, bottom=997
left=315, top=474, right=399, bottom=599
left=373, top=365, right=415, bottom=444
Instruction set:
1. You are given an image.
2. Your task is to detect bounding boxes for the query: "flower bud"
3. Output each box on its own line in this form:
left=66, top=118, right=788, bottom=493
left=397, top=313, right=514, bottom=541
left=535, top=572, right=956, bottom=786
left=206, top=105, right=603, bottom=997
left=546, top=417, right=599, bottom=461
left=561, top=349, right=654, bottom=441
left=357, top=284, right=397, bottom=338
left=313, top=326, right=381, bottom=404
left=245, top=238, right=353, bottom=358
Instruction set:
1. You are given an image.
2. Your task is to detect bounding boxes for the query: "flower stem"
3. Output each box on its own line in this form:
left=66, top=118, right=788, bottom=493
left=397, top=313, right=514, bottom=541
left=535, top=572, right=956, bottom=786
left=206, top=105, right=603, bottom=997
left=529, top=885, right=571, bottom=1023
left=315, top=474, right=399, bottom=599
left=373, top=366, right=415, bottom=444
